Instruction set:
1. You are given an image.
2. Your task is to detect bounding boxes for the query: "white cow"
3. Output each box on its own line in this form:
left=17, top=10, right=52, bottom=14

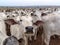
left=33, top=13, right=60, bottom=45
left=40, top=14, right=60, bottom=45
left=0, top=12, right=19, bottom=45
left=10, top=14, right=35, bottom=45
left=30, top=9, right=60, bottom=45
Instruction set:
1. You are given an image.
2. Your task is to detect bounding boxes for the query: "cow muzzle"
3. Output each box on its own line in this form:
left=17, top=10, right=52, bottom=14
left=25, top=26, right=33, bottom=33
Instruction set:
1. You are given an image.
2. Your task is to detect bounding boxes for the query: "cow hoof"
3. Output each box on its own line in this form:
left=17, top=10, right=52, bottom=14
left=3, top=36, right=19, bottom=45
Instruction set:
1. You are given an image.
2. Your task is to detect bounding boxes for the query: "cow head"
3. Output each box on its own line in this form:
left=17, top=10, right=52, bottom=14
left=3, top=36, right=19, bottom=45
left=11, top=12, right=20, bottom=22
left=20, top=15, right=33, bottom=33
left=31, top=10, right=42, bottom=22
left=14, top=12, right=33, bottom=33
left=5, top=12, right=19, bottom=25
left=31, top=9, right=50, bottom=26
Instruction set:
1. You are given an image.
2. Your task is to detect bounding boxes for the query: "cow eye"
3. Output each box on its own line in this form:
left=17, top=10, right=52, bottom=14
left=41, top=13, right=47, bottom=16
left=34, top=14, right=37, bottom=16
left=15, top=12, right=18, bottom=14
left=31, top=13, right=36, bottom=16
left=32, top=20, right=33, bottom=22
left=12, top=15, right=15, bottom=17
left=20, top=20, right=22, bottom=21
left=7, top=16, right=9, bottom=17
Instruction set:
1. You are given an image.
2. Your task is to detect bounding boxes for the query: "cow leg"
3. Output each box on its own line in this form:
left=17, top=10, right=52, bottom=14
left=42, top=33, right=45, bottom=45
left=42, top=32, right=51, bottom=45
left=29, top=36, right=32, bottom=41
left=34, top=33, right=37, bottom=40
left=24, top=36, right=28, bottom=45
left=34, top=29, right=37, bottom=40
left=44, top=35, right=50, bottom=45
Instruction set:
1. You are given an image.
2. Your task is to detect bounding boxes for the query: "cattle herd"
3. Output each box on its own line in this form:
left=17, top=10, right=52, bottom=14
left=0, top=7, right=60, bottom=45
